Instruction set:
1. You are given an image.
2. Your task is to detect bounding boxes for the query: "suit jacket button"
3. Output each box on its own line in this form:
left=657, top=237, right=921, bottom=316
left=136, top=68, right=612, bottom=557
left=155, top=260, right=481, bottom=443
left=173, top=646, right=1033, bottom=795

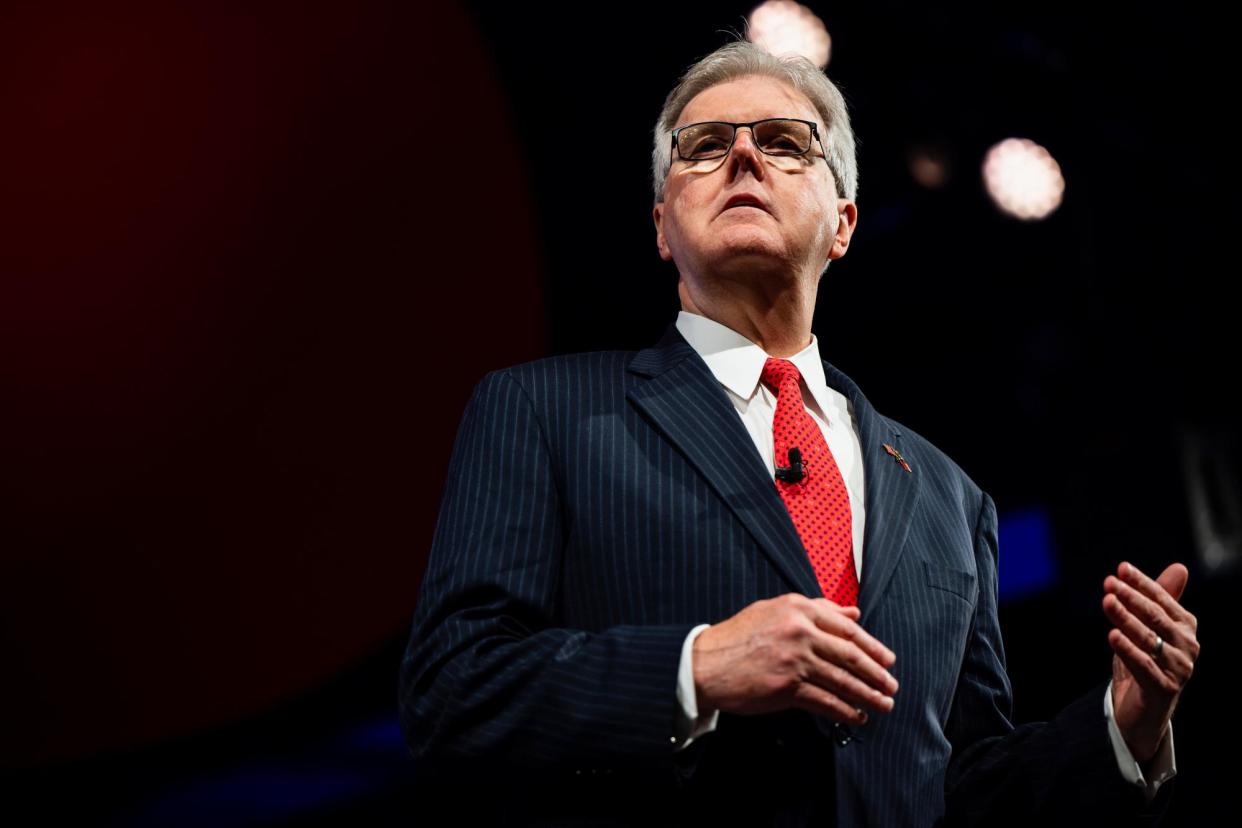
left=832, top=723, right=853, bottom=746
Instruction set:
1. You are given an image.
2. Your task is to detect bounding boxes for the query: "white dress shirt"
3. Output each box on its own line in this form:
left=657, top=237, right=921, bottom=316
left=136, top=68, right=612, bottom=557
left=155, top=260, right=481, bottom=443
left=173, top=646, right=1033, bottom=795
left=668, top=309, right=1175, bottom=802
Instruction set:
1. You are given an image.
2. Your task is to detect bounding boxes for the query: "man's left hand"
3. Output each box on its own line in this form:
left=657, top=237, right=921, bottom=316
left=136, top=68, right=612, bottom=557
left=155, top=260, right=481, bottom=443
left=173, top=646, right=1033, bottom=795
left=1102, top=561, right=1200, bottom=763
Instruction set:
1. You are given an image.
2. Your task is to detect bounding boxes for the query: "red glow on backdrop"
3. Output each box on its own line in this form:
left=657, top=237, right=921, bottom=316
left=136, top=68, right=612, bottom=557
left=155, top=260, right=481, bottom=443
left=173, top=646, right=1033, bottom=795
left=0, top=0, right=544, bottom=768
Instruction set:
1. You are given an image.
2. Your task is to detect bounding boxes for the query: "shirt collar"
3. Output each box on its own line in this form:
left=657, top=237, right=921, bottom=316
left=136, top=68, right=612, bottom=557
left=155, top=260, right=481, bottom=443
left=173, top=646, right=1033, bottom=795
left=674, top=310, right=838, bottom=418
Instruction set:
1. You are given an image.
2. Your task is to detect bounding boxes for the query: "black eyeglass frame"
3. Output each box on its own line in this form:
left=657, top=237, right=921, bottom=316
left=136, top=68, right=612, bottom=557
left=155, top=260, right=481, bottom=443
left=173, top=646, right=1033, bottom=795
left=669, top=118, right=829, bottom=169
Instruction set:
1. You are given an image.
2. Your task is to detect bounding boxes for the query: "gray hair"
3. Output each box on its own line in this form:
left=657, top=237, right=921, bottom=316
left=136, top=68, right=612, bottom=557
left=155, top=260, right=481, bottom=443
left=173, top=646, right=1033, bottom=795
left=651, top=40, right=859, bottom=207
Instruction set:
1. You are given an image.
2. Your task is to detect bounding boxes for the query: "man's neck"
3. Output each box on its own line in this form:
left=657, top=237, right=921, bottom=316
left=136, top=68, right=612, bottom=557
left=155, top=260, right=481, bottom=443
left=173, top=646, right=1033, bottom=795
left=678, top=280, right=814, bottom=358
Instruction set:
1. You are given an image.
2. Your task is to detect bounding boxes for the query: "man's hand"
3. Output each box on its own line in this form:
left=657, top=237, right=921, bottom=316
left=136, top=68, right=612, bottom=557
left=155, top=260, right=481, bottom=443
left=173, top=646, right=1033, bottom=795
left=692, top=593, right=898, bottom=726
left=1103, top=561, right=1200, bottom=762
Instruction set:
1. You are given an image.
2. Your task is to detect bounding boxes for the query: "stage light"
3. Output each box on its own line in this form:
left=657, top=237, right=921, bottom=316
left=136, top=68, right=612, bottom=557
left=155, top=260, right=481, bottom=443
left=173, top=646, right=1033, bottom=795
left=747, top=1, right=832, bottom=68
left=981, top=137, right=1065, bottom=220
left=908, top=146, right=951, bottom=189
left=1180, top=426, right=1242, bottom=576
left=997, top=507, right=1059, bottom=602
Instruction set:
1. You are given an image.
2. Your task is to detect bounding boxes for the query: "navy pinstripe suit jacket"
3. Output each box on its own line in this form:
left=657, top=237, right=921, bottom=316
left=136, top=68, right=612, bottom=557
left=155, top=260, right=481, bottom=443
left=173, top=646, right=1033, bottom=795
left=399, top=319, right=1170, bottom=826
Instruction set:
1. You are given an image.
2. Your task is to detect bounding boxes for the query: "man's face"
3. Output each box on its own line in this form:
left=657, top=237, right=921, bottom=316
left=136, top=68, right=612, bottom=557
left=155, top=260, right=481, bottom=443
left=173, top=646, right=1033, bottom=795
left=653, top=76, right=856, bottom=283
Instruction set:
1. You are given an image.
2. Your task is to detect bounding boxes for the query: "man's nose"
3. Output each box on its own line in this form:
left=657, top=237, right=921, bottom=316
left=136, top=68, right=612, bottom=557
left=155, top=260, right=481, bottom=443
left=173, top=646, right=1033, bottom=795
left=728, top=127, right=766, bottom=177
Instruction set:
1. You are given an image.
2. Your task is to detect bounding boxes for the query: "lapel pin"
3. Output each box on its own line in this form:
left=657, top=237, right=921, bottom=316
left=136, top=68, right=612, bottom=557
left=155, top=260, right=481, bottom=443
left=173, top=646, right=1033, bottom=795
left=882, top=443, right=912, bottom=473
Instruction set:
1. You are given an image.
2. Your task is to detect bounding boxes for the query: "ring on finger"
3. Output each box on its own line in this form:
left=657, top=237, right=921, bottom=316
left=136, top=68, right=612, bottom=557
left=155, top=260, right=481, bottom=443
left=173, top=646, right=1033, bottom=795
left=1150, top=634, right=1164, bottom=659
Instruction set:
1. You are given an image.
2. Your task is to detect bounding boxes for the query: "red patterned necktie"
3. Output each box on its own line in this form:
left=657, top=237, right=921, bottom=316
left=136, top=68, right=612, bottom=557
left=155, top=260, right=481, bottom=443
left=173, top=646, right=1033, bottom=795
left=760, top=357, right=859, bottom=606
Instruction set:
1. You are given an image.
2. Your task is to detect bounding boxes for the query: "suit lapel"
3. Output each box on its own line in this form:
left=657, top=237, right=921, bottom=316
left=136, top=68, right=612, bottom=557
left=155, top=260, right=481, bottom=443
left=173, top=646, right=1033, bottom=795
left=626, top=320, right=921, bottom=622
left=627, top=322, right=822, bottom=598
left=819, top=359, right=921, bottom=627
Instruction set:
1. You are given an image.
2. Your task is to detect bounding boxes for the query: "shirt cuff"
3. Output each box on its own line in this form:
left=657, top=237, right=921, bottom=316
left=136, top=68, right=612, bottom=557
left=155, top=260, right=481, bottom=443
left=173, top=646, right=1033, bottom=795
left=674, top=623, right=720, bottom=751
left=1103, top=678, right=1177, bottom=802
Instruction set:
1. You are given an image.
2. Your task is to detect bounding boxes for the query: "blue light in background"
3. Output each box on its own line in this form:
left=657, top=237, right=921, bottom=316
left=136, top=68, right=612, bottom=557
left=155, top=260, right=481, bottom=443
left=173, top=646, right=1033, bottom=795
left=997, top=507, right=1058, bottom=602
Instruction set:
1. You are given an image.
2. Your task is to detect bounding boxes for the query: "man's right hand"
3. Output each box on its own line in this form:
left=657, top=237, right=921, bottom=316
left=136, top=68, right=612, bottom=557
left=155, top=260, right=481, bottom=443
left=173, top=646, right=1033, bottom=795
left=692, top=593, right=898, bottom=726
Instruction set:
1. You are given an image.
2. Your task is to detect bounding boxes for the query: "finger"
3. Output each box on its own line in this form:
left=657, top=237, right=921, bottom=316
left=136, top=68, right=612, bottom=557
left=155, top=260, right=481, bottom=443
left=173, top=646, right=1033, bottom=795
left=815, top=598, right=861, bottom=621
left=1104, top=576, right=1183, bottom=650
left=1114, top=562, right=1192, bottom=624
left=808, top=598, right=896, bottom=668
left=1108, top=628, right=1182, bottom=696
left=1104, top=576, right=1201, bottom=667
left=815, top=618, right=900, bottom=689
left=1153, top=562, right=1189, bottom=602
left=806, top=655, right=896, bottom=715
left=788, top=680, right=870, bottom=727
left=1102, top=594, right=1195, bottom=681
left=808, top=629, right=900, bottom=698
left=1113, top=561, right=1188, bottom=617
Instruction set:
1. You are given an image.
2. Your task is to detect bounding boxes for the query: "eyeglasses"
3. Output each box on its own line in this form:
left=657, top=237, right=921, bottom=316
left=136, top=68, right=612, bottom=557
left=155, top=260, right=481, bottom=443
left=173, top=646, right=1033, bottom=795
left=670, top=118, right=827, bottom=168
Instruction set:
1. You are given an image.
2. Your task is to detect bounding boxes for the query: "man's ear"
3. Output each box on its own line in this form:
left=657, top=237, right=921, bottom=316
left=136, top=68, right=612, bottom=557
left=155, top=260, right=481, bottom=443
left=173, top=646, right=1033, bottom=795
left=826, top=199, right=858, bottom=261
left=653, top=202, right=672, bottom=261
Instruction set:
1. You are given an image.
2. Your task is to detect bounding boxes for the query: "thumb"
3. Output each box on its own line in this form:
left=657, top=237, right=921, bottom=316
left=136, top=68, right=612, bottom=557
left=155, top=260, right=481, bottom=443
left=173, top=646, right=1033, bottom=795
left=1156, top=563, right=1189, bottom=602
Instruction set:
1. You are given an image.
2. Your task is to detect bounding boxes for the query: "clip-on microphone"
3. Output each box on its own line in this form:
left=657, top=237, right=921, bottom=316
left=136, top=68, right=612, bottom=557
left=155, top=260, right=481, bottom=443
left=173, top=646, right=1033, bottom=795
left=775, top=446, right=807, bottom=484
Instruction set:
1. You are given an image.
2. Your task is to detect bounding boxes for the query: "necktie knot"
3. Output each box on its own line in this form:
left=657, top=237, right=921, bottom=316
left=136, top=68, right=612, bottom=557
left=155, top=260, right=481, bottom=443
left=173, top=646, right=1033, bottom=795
left=761, top=357, right=801, bottom=395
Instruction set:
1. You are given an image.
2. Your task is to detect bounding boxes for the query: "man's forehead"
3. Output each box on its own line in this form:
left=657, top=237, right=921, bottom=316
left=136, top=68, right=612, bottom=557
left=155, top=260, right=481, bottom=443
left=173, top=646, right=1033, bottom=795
left=676, top=76, right=820, bottom=128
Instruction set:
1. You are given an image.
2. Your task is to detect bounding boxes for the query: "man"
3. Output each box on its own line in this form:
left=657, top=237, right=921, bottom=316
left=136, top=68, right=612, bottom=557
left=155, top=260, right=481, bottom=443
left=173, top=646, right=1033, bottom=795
left=399, top=40, right=1197, bottom=826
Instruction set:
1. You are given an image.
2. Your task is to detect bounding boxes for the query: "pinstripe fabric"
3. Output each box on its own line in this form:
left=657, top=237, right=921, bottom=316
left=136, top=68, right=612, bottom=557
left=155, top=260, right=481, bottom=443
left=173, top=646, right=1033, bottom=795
left=398, top=319, right=1173, bottom=826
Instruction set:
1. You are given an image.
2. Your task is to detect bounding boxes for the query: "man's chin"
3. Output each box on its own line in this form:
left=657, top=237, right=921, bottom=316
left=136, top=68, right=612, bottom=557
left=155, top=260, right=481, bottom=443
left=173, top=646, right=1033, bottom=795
left=714, top=232, right=785, bottom=261
left=708, top=249, right=796, bottom=280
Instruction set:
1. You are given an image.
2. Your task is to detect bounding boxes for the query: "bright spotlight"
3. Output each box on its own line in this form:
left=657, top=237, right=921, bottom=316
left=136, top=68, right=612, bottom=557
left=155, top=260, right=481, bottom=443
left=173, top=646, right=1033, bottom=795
left=981, top=137, right=1065, bottom=221
left=747, top=1, right=832, bottom=68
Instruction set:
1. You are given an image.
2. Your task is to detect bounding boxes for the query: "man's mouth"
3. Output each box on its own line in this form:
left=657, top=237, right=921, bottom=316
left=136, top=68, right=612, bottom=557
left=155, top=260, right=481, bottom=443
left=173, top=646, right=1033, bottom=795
left=722, top=193, right=769, bottom=213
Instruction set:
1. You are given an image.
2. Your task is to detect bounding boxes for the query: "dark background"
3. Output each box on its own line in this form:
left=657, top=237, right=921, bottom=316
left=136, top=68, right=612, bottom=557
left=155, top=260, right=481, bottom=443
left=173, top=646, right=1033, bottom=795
left=1, top=0, right=1235, bottom=824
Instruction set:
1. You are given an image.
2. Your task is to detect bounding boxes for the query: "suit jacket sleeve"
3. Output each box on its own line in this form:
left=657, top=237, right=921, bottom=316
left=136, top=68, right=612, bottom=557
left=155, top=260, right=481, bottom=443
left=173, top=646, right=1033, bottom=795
left=940, top=491, right=1175, bottom=825
left=398, top=369, right=697, bottom=784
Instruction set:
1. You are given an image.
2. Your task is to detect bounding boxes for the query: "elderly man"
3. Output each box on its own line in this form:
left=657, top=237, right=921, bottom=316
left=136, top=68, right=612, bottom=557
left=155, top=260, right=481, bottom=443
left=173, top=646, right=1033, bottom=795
left=399, top=40, right=1195, bottom=826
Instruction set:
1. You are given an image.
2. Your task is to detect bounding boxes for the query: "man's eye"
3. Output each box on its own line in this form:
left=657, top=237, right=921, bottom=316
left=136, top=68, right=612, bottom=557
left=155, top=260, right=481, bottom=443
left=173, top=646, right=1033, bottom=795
left=764, top=137, right=799, bottom=152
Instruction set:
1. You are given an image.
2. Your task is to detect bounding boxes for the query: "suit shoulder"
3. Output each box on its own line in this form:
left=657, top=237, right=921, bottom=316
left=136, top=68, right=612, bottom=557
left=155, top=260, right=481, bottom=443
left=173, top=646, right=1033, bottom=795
left=499, top=347, right=635, bottom=374
left=495, top=349, right=637, bottom=381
